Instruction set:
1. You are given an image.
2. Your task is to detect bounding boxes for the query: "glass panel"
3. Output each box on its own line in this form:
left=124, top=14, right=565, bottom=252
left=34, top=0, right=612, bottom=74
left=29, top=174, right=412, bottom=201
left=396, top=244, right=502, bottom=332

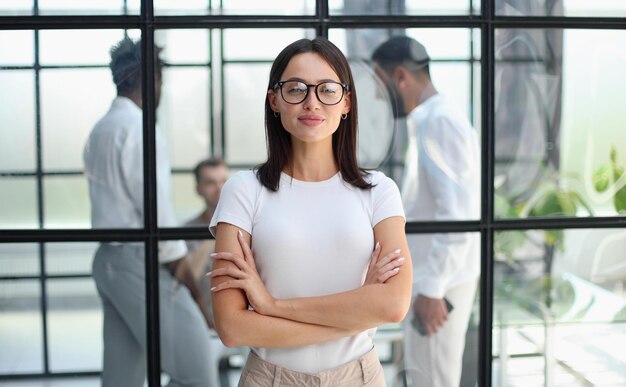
left=331, top=0, right=478, bottom=15
left=224, top=63, right=268, bottom=165
left=218, top=0, right=315, bottom=15
left=494, top=29, right=626, bottom=219
left=156, top=29, right=210, bottom=64
left=0, top=70, right=36, bottom=173
left=41, top=68, right=115, bottom=171
left=43, top=176, right=90, bottom=229
left=153, top=0, right=209, bottom=15
left=493, top=228, right=626, bottom=386
left=0, top=177, right=38, bottom=230
left=171, top=173, right=205, bottom=225
left=0, top=30, right=34, bottom=65
left=158, top=238, right=226, bottom=385
left=40, top=30, right=139, bottom=66
left=82, top=242, right=145, bottom=382
left=329, top=28, right=481, bottom=220
left=496, top=0, right=626, bottom=17
left=158, top=67, right=210, bottom=170
left=47, top=277, right=101, bottom=372
left=0, top=0, right=32, bottom=16
left=0, top=243, right=39, bottom=277
left=46, top=242, right=97, bottom=275
left=38, top=0, right=137, bottom=15
left=155, top=29, right=211, bottom=229
left=154, top=0, right=315, bottom=16
left=0, top=280, right=43, bottom=374
left=223, top=29, right=312, bottom=60
left=403, top=232, right=481, bottom=386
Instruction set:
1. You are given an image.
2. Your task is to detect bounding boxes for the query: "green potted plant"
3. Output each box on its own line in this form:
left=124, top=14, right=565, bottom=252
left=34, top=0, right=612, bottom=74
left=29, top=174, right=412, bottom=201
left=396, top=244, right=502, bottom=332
left=592, top=145, right=626, bottom=214
left=494, top=166, right=592, bottom=312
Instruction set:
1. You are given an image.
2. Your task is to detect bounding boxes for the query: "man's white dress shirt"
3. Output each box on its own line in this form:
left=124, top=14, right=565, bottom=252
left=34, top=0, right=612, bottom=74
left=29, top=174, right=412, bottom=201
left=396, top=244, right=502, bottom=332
left=84, top=96, right=186, bottom=263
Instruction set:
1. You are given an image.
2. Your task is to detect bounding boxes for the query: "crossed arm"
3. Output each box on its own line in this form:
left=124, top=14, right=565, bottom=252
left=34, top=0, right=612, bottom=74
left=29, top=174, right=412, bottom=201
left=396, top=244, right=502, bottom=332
left=209, top=216, right=412, bottom=348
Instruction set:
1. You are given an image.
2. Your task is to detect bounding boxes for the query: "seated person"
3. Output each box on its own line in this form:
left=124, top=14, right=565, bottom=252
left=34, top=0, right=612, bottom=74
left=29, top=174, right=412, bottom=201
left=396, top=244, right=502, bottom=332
left=185, top=157, right=229, bottom=328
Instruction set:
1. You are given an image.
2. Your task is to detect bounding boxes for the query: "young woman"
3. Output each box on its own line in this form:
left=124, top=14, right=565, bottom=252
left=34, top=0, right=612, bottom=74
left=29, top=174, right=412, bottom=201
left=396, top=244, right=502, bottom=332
left=208, top=37, right=412, bottom=386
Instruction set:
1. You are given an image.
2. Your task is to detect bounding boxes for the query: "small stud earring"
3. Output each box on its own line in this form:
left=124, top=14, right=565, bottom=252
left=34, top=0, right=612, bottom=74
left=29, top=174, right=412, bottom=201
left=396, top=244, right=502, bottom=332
left=274, top=111, right=280, bottom=118
left=341, top=113, right=348, bottom=120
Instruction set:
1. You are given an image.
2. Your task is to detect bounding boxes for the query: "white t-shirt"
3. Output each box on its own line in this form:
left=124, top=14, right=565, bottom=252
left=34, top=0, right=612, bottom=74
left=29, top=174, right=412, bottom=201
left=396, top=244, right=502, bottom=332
left=209, top=170, right=404, bottom=373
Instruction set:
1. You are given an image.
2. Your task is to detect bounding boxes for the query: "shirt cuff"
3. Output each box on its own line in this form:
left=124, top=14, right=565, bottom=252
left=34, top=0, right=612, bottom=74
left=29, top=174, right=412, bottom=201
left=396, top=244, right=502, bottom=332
left=158, top=240, right=188, bottom=263
left=414, top=276, right=447, bottom=299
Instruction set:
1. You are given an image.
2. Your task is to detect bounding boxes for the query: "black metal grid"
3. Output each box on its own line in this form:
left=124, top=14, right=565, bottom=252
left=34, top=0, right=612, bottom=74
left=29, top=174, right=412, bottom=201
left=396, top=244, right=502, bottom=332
left=1, top=1, right=626, bottom=386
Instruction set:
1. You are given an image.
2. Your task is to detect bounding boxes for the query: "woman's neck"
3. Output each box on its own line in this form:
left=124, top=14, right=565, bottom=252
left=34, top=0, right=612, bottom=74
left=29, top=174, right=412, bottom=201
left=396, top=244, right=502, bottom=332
left=286, top=141, right=338, bottom=182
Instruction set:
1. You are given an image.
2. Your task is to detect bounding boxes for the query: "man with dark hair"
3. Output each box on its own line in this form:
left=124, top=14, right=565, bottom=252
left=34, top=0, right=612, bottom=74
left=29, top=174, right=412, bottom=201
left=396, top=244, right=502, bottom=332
left=372, top=36, right=480, bottom=387
left=188, top=157, right=229, bottom=227
left=84, top=37, right=212, bottom=387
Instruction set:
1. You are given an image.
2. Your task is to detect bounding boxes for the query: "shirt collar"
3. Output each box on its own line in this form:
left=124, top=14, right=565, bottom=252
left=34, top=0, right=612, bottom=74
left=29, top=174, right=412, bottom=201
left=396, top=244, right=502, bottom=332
left=112, top=95, right=142, bottom=114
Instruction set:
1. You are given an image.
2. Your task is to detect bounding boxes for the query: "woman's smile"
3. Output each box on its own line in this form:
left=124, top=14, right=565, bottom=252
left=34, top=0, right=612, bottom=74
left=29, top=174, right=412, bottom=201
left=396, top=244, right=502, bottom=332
left=297, top=114, right=325, bottom=126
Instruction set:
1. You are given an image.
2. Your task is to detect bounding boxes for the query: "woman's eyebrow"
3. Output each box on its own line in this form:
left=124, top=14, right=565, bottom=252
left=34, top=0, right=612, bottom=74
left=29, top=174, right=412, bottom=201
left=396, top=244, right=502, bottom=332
left=283, top=77, right=341, bottom=83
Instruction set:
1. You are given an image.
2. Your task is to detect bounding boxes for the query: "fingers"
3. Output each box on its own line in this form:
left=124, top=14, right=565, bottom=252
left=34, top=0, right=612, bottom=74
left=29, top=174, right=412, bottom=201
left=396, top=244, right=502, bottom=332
left=375, top=248, right=402, bottom=270
left=368, top=241, right=381, bottom=270
left=237, top=230, right=256, bottom=269
left=379, top=256, right=405, bottom=274
left=420, top=301, right=449, bottom=336
left=375, top=257, right=403, bottom=283
left=210, top=251, right=247, bottom=270
left=210, top=279, right=246, bottom=293
left=206, top=267, right=247, bottom=280
left=377, top=267, right=400, bottom=283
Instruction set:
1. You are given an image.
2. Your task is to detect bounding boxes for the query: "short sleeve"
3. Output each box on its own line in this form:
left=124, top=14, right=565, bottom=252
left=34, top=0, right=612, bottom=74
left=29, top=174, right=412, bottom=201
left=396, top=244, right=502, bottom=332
left=370, top=171, right=405, bottom=227
left=209, top=171, right=258, bottom=237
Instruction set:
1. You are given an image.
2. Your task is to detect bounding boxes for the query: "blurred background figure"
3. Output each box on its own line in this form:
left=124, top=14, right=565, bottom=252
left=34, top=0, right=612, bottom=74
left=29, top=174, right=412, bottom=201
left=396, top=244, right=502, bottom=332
left=186, top=157, right=229, bottom=227
left=184, top=157, right=229, bottom=328
left=372, top=36, right=480, bottom=387
left=83, top=37, right=213, bottom=387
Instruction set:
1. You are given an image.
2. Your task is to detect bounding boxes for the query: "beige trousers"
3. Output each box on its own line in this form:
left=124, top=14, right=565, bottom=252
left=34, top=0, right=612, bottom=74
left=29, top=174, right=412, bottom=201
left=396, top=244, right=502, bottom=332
left=238, top=348, right=386, bottom=387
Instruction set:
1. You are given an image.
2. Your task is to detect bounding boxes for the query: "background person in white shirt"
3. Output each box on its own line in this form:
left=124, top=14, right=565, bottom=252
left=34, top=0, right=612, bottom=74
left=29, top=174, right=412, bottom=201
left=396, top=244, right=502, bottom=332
left=372, top=36, right=481, bottom=387
left=84, top=37, right=212, bottom=387
left=207, top=37, right=413, bottom=386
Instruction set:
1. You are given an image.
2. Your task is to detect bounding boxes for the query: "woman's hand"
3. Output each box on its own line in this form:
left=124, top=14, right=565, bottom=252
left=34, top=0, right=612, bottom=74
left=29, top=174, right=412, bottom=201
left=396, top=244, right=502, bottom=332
left=363, top=242, right=405, bottom=286
left=207, top=231, right=276, bottom=316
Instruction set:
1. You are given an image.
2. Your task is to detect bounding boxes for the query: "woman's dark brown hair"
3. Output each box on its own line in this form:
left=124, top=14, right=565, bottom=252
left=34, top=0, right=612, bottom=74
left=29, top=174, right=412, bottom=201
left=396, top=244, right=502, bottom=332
left=256, top=37, right=373, bottom=192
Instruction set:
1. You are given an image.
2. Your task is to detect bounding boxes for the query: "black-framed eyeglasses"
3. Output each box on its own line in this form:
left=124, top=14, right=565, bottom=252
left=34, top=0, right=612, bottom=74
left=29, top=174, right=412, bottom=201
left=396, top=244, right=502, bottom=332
left=274, top=80, right=349, bottom=106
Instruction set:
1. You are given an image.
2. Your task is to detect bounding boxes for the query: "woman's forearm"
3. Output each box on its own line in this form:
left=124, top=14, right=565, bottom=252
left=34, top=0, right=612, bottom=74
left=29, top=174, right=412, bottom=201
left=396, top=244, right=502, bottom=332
left=214, top=291, right=358, bottom=348
left=269, top=275, right=411, bottom=331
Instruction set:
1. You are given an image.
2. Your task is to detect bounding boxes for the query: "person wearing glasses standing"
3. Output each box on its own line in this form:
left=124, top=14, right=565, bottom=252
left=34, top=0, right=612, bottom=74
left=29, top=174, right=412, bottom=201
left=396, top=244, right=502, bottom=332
left=372, top=36, right=480, bottom=387
left=206, top=37, right=413, bottom=386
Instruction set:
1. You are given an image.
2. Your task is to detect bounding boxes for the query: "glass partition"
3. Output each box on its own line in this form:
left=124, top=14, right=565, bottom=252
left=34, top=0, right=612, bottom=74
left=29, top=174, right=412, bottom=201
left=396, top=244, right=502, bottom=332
left=331, top=0, right=480, bottom=15
left=493, top=228, right=626, bottom=386
left=222, top=29, right=314, bottom=166
left=154, top=0, right=315, bottom=16
left=0, top=29, right=150, bottom=230
left=0, top=279, right=43, bottom=374
left=496, top=0, right=626, bottom=17
left=329, top=28, right=481, bottom=218
left=401, top=232, right=481, bottom=387
left=38, top=0, right=139, bottom=15
left=494, top=28, right=626, bottom=219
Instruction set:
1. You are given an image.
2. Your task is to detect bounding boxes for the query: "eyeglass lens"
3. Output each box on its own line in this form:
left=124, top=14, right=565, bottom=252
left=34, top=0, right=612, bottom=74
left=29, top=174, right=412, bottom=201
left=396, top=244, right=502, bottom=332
left=279, top=81, right=344, bottom=105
